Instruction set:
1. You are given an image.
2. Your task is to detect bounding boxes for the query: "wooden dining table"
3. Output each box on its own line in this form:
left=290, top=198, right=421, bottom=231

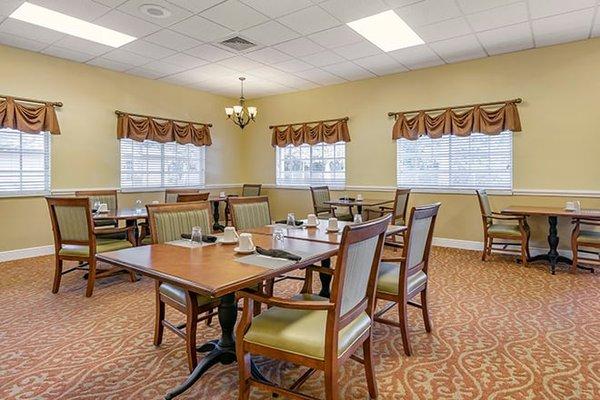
left=324, top=198, right=393, bottom=214
left=502, top=206, right=600, bottom=274
left=96, top=234, right=338, bottom=399
left=94, top=207, right=147, bottom=241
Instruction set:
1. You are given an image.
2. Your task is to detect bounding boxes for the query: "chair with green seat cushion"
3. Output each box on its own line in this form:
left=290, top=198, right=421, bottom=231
left=310, top=185, right=353, bottom=221
left=46, top=197, right=136, bottom=298
left=75, top=190, right=119, bottom=229
left=146, top=201, right=219, bottom=372
left=164, top=188, right=199, bottom=203
left=241, top=183, right=262, bottom=197
left=236, top=215, right=391, bottom=400
left=476, top=189, right=531, bottom=266
left=228, top=195, right=272, bottom=230
left=366, top=188, right=411, bottom=250
left=571, top=218, right=600, bottom=273
left=375, top=203, right=441, bottom=357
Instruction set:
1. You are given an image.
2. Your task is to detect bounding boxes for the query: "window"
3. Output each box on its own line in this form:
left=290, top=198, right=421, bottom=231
left=396, top=132, right=513, bottom=191
left=120, top=139, right=205, bottom=190
left=276, top=142, right=346, bottom=187
left=0, top=128, right=51, bottom=196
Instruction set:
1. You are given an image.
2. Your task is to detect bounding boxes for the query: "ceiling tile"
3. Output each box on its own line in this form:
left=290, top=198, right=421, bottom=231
left=273, top=58, right=313, bottom=72
left=333, top=40, right=382, bottom=59
left=241, top=21, right=299, bottom=46
left=161, top=52, right=208, bottom=68
left=0, top=1, right=23, bottom=16
left=303, top=50, right=346, bottom=66
left=201, top=0, right=269, bottom=31
left=245, top=47, right=292, bottom=63
left=429, top=35, right=487, bottom=63
left=322, top=61, right=375, bottom=80
left=277, top=6, right=340, bottom=35
left=93, top=10, right=161, bottom=38
left=31, top=0, right=110, bottom=21
left=308, top=25, right=363, bottom=48
left=53, top=36, right=113, bottom=56
left=0, top=31, right=47, bottom=51
left=383, top=0, right=425, bottom=7
left=294, top=68, right=346, bottom=84
left=92, top=0, right=128, bottom=7
left=413, top=17, right=471, bottom=42
left=144, top=29, right=202, bottom=51
left=139, top=60, right=189, bottom=74
left=354, top=53, right=408, bottom=75
left=170, top=15, right=233, bottom=42
left=532, top=8, right=594, bottom=47
left=127, top=66, right=166, bottom=79
left=274, top=37, right=324, bottom=56
left=240, top=0, right=313, bottom=18
left=102, top=48, right=154, bottom=66
left=528, top=0, right=596, bottom=19
left=456, top=0, right=519, bottom=14
left=185, top=44, right=235, bottom=61
left=466, top=2, right=528, bottom=32
left=41, top=45, right=96, bottom=62
left=395, top=0, right=461, bottom=27
left=0, top=18, right=64, bottom=44
left=118, top=0, right=193, bottom=27
left=477, top=22, right=533, bottom=55
left=389, top=44, right=445, bottom=69
left=320, top=0, right=389, bottom=23
left=218, top=56, right=265, bottom=71
left=246, top=65, right=291, bottom=81
left=165, top=0, right=226, bottom=13
left=87, top=57, right=136, bottom=72
left=121, top=40, right=177, bottom=59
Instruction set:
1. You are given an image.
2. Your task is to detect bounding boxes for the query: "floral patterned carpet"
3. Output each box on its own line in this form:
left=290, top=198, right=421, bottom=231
left=1, top=247, right=599, bottom=399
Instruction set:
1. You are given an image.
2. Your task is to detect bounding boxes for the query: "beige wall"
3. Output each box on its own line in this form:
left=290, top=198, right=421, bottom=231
left=243, top=38, right=600, bottom=248
left=0, top=45, right=244, bottom=252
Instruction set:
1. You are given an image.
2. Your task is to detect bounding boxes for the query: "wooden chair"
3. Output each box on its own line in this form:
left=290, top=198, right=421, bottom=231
left=75, top=189, right=118, bottom=228
left=228, top=195, right=271, bottom=230
left=374, top=203, right=441, bottom=356
left=241, top=183, right=262, bottom=197
left=476, top=189, right=530, bottom=266
left=309, top=186, right=353, bottom=221
left=46, top=197, right=136, bottom=297
left=236, top=214, right=392, bottom=400
left=571, top=218, right=600, bottom=273
left=177, top=192, right=210, bottom=202
left=164, top=188, right=199, bottom=203
left=146, top=201, right=219, bottom=372
left=367, top=188, right=411, bottom=250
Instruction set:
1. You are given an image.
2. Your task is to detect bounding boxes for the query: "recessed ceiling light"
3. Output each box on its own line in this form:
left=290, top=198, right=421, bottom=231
left=347, top=10, right=424, bottom=52
left=139, top=4, right=172, bottom=19
left=9, top=2, right=136, bottom=48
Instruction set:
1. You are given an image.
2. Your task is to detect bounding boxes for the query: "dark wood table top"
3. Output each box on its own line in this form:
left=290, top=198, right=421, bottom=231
left=96, top=235, right=338, bottom=298
left=502, top=206, right=600, bottom=219
left=245, top=220, right=406, bottom=244
left=94, top=208, right=147, bottom=220
left=324, top=198, right=393, bottom=207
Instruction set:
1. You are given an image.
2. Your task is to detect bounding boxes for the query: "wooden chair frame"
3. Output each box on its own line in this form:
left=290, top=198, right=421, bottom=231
left=476, top=189, right=530, bottom=266
left=46, top=197, right=136, bottom=297
left=146, top=201, right=219, bottom=372
left=228, top=195, right=272, bottom=230
left=176, top=192, right=210, bottom=202
left=571, top=218, right=600, bottom=273
left=374, top=203, right=441, bottom=356
left=164, top=188, right=200, bottom=202
left=310, top=186, right=353, bottom=219
left=367, top=188, right=411, bottom=250
left=75, top=189, right=119, bottom=228
left=236, top=215, right=391, bottom=400
left=241, top=183, right=262, bottom=197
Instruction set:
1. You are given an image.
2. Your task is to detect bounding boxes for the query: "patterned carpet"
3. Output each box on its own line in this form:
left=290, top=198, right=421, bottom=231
left=1, top=247, right=599, bottom=400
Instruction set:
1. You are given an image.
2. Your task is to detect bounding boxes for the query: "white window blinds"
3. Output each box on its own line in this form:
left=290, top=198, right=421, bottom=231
left=396, top=132, right=513, bottom=191
left=276, top=142, right=346, bottom=187
left=120, top=139, right=205, bottom=190
left=0, top=128, right=51, bottom=196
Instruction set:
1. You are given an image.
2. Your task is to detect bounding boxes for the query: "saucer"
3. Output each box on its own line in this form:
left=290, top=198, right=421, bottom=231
left=234, top=246, right=255, bottom=254
left=218, top=238, right=238, bottom=245
left=326, top=228, right=340, bottom=233
left=305, top=223, right=319, bottom=228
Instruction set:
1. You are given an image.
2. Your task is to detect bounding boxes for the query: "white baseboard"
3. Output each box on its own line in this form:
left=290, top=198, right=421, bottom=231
left=0, top=245, right=54, bottom=262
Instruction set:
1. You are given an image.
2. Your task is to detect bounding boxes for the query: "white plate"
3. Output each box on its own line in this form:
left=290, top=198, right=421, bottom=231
left=305, top=223, right=319, bottom=228
left=234, top=246, right=255, bottom=254
left=218, top=238, right=238, bottom=244
left=326, top=228, right=340, bottom=233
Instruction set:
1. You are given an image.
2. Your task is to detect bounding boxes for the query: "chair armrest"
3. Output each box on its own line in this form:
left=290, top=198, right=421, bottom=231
left=381, top=256, right=405, bottom=263
left=305, top=265, right=334, bottom=276
left=487, top=214, right=525, bottom=221
left=236, top=289, right=335, bottom=311
left=573, top=218, right=600, bottom=226
left=379, top=206, right=393, bottom=211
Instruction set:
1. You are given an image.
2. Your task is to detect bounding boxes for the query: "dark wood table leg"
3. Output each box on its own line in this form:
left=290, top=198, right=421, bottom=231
left=527, top=216, right=572, bottom=274
left=318, top=258, right=332, bottom=298
left=212, top=201, right=225, bottom=232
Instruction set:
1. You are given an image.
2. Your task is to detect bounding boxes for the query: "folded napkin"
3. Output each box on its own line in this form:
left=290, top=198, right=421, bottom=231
left=181, top=233, right=218, bottom=243
left=274, top=219, right=304, bottom=226
left=339, top=197, right=355, bottom=201
left=256, top=246, right=301, bottom=261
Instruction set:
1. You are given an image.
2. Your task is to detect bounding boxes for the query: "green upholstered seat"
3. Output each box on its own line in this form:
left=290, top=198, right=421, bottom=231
left=159, top=282, right=214, bottom=307
left=578, top=230, right=600, bottom=244
left=141, top=236, right=153, bottom=245
left=377, top=262, right=427, bottom=296
left=244, top=293, right=371, bottom=360
left=59, top=238, right=133, bottom=257
left=488, top=224, right=522, bottom=237
left=232, top=202, right=270, bottom=230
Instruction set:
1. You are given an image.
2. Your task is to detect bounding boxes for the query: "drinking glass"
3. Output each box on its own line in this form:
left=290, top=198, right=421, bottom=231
left=353, top=214, right=363, bottom=224
left=135, top=199, right=142, bottom=213
left=191, top=226, right=202, bottom=244
left=93, top=201, right=100, bottom=212
left=287, top=213, right=296, bottom=228
left=273, top=227, right=285, bottom=242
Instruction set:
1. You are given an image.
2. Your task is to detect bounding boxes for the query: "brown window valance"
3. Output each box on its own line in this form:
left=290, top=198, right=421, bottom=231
left=270, top=117, right=350, bottom=147
left=390, top=99, right=522, bottom=140
left=0, top=95, right=61, bottom=135
left=116, top=111, right=212, bottom=147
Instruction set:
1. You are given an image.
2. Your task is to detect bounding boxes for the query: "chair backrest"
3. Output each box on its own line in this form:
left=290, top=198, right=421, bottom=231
left=242, top=184, right=262, bottom=197
left=401, top=203, right=441, bottom=281
left=146, top=202, right=212, bottom=244
left=177, top=192, right=210, bottom=202
left=165, top=188, right=199, bottom=203
left=75, top=189, right=118, bottom=211
left=310, top=186, right=332, bottom=215
left=476, top=189, right=492, bottom=217
left=392, top=188, right=411, bottom=225
left=329, top=215, right=391, bottom=332
left=46, top=197, right=95, bottom=251
left=229, top=196, right=271, bottom=230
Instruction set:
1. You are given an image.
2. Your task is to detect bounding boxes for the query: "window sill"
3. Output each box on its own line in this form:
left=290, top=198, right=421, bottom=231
left=271, top=184, right=346, bottom=191
left=120, top=187, right=206, bottom=193
left=0, top=191, right=50, bottom=199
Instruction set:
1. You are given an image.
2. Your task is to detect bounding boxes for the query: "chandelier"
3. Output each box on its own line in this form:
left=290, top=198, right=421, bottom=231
left=225, top=77, right=257, bottom=130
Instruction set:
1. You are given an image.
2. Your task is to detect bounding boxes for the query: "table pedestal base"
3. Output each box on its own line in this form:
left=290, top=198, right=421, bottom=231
left=212, top=201, right=225, bottom=232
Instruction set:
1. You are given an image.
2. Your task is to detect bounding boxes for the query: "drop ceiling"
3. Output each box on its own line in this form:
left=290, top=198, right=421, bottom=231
left=0, top=0, right=599, bottom=98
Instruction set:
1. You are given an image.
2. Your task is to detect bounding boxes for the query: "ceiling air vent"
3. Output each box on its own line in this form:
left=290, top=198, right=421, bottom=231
left=219, top=36, right=256, bottom=52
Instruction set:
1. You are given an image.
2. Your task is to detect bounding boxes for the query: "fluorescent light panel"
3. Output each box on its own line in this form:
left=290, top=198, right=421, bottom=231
left=10, top=2, right=136, bottom=48
left=347, top=10, right=424, bottom=52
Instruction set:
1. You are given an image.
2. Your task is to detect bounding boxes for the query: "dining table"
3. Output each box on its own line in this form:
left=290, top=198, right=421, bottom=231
left=502, top=205, right=600, bottom=274
left=96, top=233, right=339, bottom=399
left=94, top=207, right=147, bottom=241
left=324, top=198, right=394, bottom=215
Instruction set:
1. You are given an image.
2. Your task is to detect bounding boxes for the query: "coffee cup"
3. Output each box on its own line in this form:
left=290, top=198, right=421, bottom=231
left=307, top=213, right=318, bottom=226
left=238, top=233, right=255, bottom=251
left=356, top=194, right=363, bottom=201
left=219, top=191, right=226, bottom=198
left=97, top=203, right=108, bottom=212
left=328, top=217, right=339, bottom=231
left=151, top=200, right=159, bottom=204
left=223, top=227, right=239, bottom=242
left=566, top=201, right=575, bottom=211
